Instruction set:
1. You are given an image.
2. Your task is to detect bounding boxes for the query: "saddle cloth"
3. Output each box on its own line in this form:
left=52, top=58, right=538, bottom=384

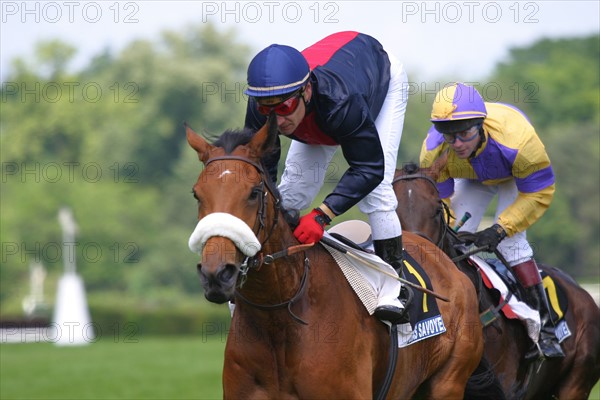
left=468, top=255, right=572, bottom=343
left=323, top=223, right=446, bottom=348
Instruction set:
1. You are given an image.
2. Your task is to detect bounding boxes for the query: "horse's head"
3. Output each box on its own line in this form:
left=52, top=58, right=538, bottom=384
left=186, top=115, right=279, bottom=303
left=393, top=152, right=448, bottom=246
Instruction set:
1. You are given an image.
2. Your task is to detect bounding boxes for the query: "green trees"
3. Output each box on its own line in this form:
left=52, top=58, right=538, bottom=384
left=1, top=24, right=251, bottom=313
left=1, top=27, right=597, bottom=320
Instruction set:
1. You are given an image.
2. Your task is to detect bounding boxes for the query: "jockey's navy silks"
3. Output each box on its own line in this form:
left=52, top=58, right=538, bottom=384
left=245, top=31, right=391, bottom=216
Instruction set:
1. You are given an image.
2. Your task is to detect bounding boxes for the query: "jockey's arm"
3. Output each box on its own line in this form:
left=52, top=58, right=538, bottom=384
left=498, top=130, right=556, bottom=237
left=497, top=184, right=555, bottom=237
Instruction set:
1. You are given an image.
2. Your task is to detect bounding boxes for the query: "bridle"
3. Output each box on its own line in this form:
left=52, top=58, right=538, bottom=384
left=202, top=155, right=311, bottom=324
left=392, top=173, right=451, bottom=248
left=204, top=155, right=280, bottom=248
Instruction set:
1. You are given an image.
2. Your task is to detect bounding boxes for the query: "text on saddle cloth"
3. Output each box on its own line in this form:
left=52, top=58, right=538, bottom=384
left=401, top=251, right=447, bottom=346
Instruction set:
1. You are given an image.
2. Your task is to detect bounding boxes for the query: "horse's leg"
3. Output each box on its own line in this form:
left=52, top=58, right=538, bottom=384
left=401, top=320, right=482, bottom=400
left=486, top=321, right=531, bottom=397
left=426, top=289, right=484, bottom=399
left=424, top=347, right=481, bottom=400
left=554, top=324, right=600, bottom=399
left=288, top=270, right=389, bottom=400
left=556, top=374, right=597, bottom=400
left=550, top=270, right=600, bottom=400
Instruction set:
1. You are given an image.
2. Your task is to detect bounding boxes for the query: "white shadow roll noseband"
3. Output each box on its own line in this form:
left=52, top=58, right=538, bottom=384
left=188, top=212, right=261, bottom=257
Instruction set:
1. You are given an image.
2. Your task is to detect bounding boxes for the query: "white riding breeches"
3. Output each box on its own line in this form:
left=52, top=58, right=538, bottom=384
left=278, top=55, right=408, bottom=241
left=451, top=179, right=534, bottom=265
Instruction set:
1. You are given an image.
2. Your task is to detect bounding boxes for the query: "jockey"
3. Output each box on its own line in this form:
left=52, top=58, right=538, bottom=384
left=244, top=31, right=409, bottom=324
left=420, top=82, right=564, bottom=359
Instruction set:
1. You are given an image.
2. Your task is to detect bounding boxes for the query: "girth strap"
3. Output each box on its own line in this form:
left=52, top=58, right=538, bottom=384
left=375, top=324, right=399, bottom=400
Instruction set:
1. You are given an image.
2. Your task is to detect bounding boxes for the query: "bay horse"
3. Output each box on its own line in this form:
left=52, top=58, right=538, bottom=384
left=185, top=116, right=485, bottom=399
left=392, top=155, right=600, bottom=399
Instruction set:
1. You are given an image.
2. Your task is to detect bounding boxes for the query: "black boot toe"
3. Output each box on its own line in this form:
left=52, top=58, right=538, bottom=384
left=374, top=305, right=409, bottom=325
left=539, top=331, right=565, bottom=358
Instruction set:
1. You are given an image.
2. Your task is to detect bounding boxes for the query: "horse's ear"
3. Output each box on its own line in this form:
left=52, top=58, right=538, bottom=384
left=248, top=113, right=278, bottom=158
left=185, top=122, right=213, bottom=164
left=429, top=150, right=449, bottom=181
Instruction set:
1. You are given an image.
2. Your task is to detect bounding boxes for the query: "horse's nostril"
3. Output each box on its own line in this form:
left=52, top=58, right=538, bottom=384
left=219, top=264, right=237, bottom=283
left=197, top=263, right=209, bottom=283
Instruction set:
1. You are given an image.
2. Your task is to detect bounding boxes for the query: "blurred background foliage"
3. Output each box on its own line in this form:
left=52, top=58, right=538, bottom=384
left=1, top=25, right=598, bottom=333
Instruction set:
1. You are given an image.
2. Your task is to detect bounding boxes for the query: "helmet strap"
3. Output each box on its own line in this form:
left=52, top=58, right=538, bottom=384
left=300, top=82, right=312, bottom=111
left=468, top=124, right=486, bottom=159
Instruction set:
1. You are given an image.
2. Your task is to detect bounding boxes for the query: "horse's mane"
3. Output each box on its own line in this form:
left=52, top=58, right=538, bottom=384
left=213, top=128, right=255, bottom=154
left=402, top=162, right=420, bottom=174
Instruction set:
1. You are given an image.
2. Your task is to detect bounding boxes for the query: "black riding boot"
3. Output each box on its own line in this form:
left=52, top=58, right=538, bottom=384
left=372, top=236, right=410, bottom=325
left=374, top=235, right=404, bottom=272
left=527, top=282, right=566, bottom=359
left=513, top=259, right=565, bottom=359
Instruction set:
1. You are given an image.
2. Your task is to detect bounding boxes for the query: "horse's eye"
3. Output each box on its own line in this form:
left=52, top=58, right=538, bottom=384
left=249, top=186, right=262, bottom=201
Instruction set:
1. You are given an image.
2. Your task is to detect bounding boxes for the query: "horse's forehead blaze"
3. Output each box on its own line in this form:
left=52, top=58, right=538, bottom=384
left=395, top=177, right=442, bottom=239
left=197, top=159, right=258, bottom=188
left=194, top=160, right=263, bottom=222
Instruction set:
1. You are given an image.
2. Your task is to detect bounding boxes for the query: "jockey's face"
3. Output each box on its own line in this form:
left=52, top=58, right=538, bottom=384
left=256, top=83, right=312, bottom=136
left=445, top=125, right=482, bottom=159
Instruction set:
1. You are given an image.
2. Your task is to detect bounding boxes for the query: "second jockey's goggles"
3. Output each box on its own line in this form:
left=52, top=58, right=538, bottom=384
left=442, top=125, right=480, bottom=144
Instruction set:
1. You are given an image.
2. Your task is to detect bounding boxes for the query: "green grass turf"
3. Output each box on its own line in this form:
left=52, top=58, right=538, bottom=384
left=0, top=336, right=226, bottom=400
left=1, top=336, right=598, bottom=399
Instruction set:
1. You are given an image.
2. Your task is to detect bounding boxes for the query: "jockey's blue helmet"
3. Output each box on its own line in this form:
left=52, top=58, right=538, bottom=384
left=431, top=83, right=487, bottom=134
left=245, top=44, right=310, bottom=98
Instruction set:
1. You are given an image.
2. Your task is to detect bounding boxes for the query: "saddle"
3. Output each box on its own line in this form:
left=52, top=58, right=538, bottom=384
left=325, top=221, right=447, bottom=347
left=327, top=221, right=412, bottom=312
left=327, top=220, right=374, bottom=252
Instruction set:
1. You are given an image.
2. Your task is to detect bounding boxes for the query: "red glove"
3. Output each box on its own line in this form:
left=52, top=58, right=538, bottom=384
left=293, top=208, right=332, bottom=244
